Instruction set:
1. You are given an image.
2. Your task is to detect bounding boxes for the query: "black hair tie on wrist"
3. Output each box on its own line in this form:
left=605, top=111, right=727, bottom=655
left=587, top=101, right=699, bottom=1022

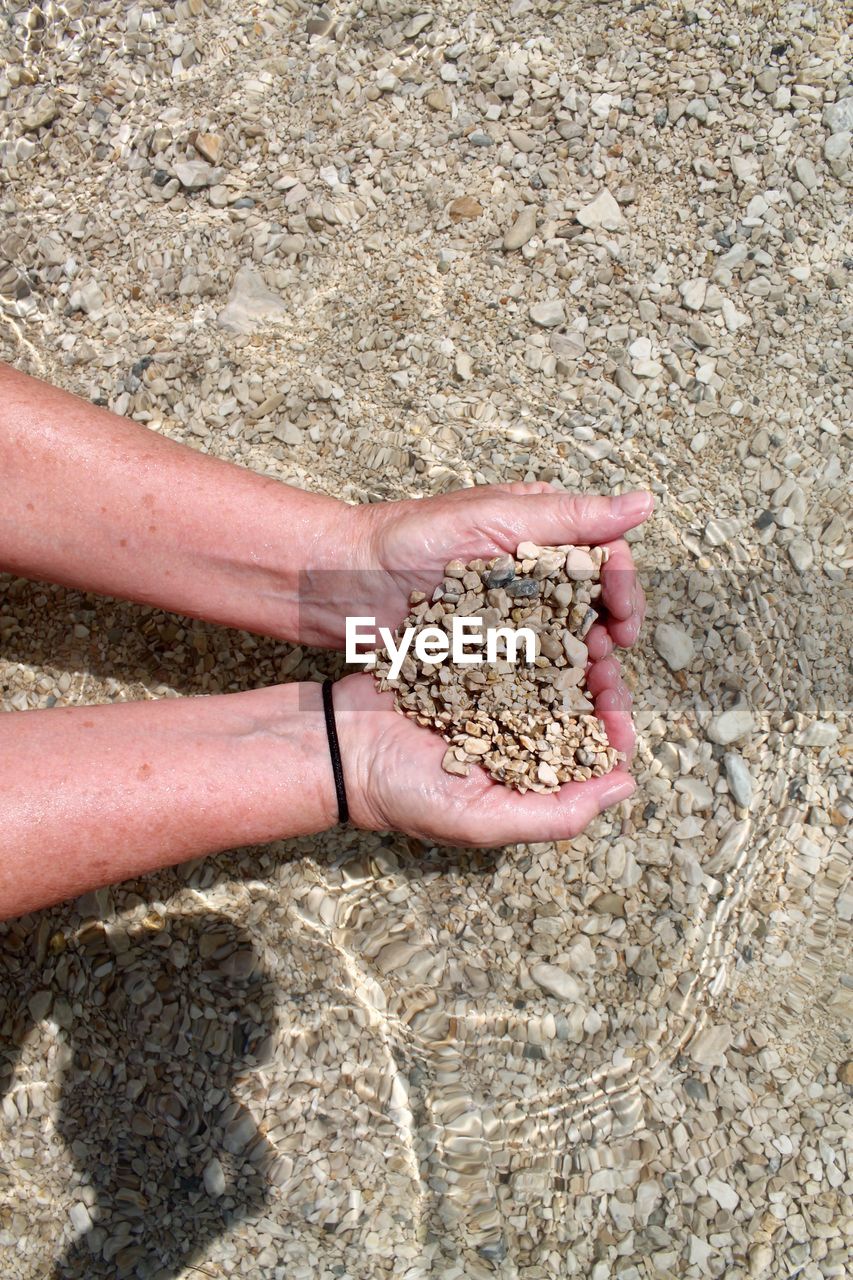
left=321, top=678, right=349, bottom=825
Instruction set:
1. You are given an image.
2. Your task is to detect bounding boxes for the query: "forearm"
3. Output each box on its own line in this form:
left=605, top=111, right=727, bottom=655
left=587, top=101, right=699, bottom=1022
left=0, top=683, right=339, bottom=919
left=0, top=363, right=362, bottom=645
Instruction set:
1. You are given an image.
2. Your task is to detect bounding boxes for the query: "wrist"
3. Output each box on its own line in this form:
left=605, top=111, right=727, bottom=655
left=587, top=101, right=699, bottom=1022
left=293, top=502, right=382, bottom=649
left=327, top=673, right=386, bottom=832
left=192, top=475, right=365, bottom=647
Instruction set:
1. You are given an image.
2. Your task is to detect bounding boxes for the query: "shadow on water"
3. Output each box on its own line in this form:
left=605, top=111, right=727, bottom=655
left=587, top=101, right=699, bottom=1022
left=0, top=910, right=283, bottom=1280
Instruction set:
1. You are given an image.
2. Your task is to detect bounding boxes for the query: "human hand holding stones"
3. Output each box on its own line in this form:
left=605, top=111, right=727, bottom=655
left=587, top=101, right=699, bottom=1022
left=332, top=663, right=637, bottom=847
left=355, top=482, right=652, bottom=657
left=330, top=486, right=653, bottom=846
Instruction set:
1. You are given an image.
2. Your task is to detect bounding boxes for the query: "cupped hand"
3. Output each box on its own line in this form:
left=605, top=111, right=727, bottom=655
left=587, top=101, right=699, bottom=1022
left=355, top=482, right=652, bottom=654
left=332, top=661, right=637, bottom=848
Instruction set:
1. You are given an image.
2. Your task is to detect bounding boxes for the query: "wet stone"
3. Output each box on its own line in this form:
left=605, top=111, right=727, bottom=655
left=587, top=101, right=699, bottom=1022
left=707, top=705, right=754, bottom=745
left=724, top=753, right=753, bottom=808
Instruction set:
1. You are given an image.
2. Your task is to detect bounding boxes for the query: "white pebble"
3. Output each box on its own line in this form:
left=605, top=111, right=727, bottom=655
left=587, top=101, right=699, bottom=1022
left=706, top=1177, right=739, bottom=1212
left=707, top=705, right=754, bottom=745
left=530, top=963, right=582, bottom=1001
left=679, top=278, right=708, bottom=311
left=653, top=623, right=694, bottom=671
left=723, top=753, right=753, bottom=808
left=576, top=188, right=626, bottom=230
left=529, top=299, right=565, bottom=328
left=796, top=722, right=838, bottom=748
left=788, top=539, right=813, bottom=572
left=69, top=1203, right=93, bottom=1234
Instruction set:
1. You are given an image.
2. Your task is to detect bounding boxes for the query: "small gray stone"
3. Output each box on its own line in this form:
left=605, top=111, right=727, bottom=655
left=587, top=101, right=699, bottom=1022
left=404, top=14, right=433, bottom=38
left=550, top=331, right=585, bottom=359
left=28, top=989, right=52, bottom=1021
left=506, top=576, right=539, bottom=598
left=485, top=557, right=515, bottom=588
left=273, top=422, right=303, bottom=445
left=688, top=320, right=714, bottom=348
left=653, top=623, right=694, bottom=671
left=723, top=753, right=753, bottom=808
left=704, top=517, right=740, bottom=546
left=22, top=98, right=58, bottom=131
left=529, top=299, right=565, bottom=328
left=68, top=280, right=105, bottom=318
left=223, top=1110, right=256, bottom=1154
left=824, top=131, right=851, bottom=163
left=707, top=705, right=754, bottom=745
left=203, top=1158, right=226, bottom=1197
left=707, top=1177, right=739, bottom=1212
left=614, top=366, right=643, bottom=401
left=748, top=1244, right=774, bottom=1278
left=688, top=1023, right=732, bottom=1067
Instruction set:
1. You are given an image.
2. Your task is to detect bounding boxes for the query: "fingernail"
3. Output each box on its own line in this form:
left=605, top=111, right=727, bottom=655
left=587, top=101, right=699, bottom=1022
left=614, top=491, right=653, bottom=519
left=598, top=773, right=635, bottom=808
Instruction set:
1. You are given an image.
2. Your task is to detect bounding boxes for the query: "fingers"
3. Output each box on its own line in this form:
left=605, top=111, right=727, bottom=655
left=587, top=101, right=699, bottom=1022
left=598, top=538, right=646, bottom=650
left=587, top=655, right=636, bottom=757
left=595, top=688, right=636, bottom=758
left=585, top=622, right=613, bottom=661
left=476, top=489, right=654, bottom=548
left=600, top=539, right=637, bottom=620
left=585, top=655, right=623, bottom=696
left=607, top=578, right=646, bottom=649
left=477, top=769, right=635, bottom=845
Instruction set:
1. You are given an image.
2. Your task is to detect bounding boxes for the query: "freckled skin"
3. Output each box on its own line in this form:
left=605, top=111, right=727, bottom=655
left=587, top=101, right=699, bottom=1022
left=0, top=685, right=339, bottom=919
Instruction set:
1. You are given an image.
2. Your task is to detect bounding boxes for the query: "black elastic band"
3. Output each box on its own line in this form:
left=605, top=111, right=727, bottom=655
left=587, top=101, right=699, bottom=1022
left=321, top=679, right=349, bottom=825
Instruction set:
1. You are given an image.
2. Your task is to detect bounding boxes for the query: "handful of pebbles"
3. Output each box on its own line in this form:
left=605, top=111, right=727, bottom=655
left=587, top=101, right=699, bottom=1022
left=373, top=542, right=623, bottom=794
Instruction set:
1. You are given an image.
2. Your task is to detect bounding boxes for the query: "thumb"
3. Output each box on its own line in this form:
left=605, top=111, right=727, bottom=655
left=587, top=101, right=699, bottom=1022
left=483, top=490, right=654, bottom=547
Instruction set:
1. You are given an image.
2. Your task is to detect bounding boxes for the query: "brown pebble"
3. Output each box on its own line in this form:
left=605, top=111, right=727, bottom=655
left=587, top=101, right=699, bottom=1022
left=448, top=196, right=483, bottom=222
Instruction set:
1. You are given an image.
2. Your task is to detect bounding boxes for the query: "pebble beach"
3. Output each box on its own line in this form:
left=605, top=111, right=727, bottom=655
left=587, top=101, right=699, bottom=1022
left=0, top=2, right=850, bottom=1278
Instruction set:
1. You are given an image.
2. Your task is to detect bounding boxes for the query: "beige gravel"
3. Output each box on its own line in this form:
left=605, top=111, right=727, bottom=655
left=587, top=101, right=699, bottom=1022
left=1, top=2, right=851, bottom=1278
